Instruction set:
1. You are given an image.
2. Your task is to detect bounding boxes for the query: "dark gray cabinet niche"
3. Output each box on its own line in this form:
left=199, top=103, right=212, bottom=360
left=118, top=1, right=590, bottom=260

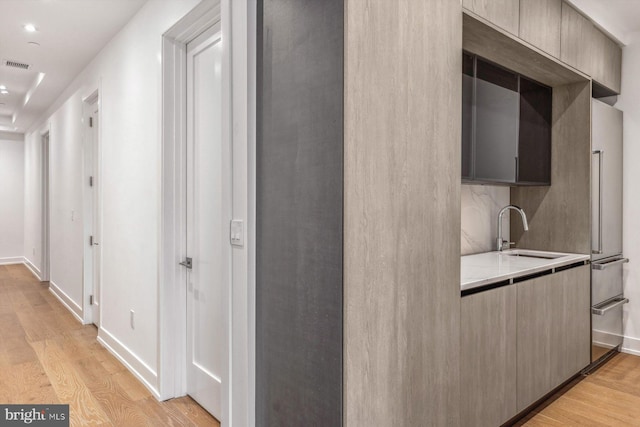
left=462, top=53, right=552, bottom=185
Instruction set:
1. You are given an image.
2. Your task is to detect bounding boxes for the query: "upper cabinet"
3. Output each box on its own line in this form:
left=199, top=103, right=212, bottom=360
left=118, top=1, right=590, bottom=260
left=560, top=2, right=593, bottom=75
left=560, top=2, right=622, bottom=94
left=591, top=28, right=622, bottom=93
left=464, top=0, right=623, bottom=93
left=463, top=0, right=520, bottom=35
left=519, top=0, right=561, bottom=58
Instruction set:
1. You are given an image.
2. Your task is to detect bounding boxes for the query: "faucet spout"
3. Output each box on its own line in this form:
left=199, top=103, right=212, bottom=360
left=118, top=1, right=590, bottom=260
left=496, top=205, right=529, bottom=251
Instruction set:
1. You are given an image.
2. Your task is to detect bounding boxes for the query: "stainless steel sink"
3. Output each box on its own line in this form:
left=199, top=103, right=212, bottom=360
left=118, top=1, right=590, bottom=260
left=500, top=249, right=565, bottom=260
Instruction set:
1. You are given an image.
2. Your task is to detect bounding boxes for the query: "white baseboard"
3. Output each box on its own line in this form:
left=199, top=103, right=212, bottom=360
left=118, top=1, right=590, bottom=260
left=622, top=335, right=640, bottom=357
left=0, top=256, right=25, bottom=265
left=22, top=257, right=42, bottom=281
left=593, top=329, right=621, bottom=349
left=49, top=281, right=84, bottom=323
left=595, top=329, right=640, bottom=357
left=97, top=327, right=160, bottom=399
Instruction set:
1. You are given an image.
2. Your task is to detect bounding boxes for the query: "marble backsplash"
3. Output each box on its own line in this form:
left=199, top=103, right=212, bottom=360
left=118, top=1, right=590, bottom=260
left=461, top=184, right=511, bottom=255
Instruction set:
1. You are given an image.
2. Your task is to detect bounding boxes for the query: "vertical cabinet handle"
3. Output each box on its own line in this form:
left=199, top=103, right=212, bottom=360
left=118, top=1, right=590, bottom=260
left=593, top=150, right=604, bottom=255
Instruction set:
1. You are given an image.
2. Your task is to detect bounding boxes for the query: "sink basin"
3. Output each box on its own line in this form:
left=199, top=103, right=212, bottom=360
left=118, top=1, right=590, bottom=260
left=500, top=249, right=565, bottom=260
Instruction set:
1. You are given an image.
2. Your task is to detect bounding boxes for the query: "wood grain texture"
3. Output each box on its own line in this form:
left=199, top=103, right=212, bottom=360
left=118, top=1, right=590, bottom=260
left=519, top=0, right=562, bottom=58
left=591, top=27, right=622, bottom=94
left=511, top=82, right=591, bottom=254
left=461, top=286, right=517, bottom=427
left=463, top=12, right=588, bottom=88
left=560, top=2, right=594, bottom=76
left=521, top=353, right=640, bottom=426
left=344, top=0, right=461, bottom=425
left=516, top=266, right=590, bottom=411
left=463, top=0, right=520, bottom=35
left=0, top=264, right=219, bottom=427
left=557, top=266, right=591, bottom=385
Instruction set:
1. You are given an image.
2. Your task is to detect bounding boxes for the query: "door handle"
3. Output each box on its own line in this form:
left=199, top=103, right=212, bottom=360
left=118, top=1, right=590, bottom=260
left=179, top=257, right=192, bottom=269
left=592, top=257, right=629, bottom=270
left=592, top=296, right=629, bottom=315
left=593, top=150, right=604, bottom=255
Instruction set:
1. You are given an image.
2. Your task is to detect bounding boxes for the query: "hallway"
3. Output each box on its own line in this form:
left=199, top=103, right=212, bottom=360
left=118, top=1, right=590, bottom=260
left=0, top=263, right=219, bottom=426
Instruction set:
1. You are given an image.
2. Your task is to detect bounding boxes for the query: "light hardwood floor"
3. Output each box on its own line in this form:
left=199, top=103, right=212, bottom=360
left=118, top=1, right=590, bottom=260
left=0, top=264, right=219, bottom=427
left=521, top=352, right=640, bottom=426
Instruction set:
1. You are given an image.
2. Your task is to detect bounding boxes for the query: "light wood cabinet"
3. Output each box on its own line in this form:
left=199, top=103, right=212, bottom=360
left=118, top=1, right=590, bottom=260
left=344, top=0, right=462, bottom=425
left=519, top=0, right=561, bottom=58
left=463, top=0, right=520, bottom=35
left=560, top=2, right=593, bottom=75
left=591, top=27, right=622, bottom=93
left=461, top=286, right=517, bottom=427
left=516, top=265, right=590, bottom=411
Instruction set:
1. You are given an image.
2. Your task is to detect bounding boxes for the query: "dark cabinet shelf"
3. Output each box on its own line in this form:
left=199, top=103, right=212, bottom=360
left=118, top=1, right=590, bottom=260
left=462, top=53, right=551, bottom=186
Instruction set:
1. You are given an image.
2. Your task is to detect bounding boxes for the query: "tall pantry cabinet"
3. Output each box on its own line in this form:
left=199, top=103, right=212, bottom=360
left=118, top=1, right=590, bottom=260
left=256, top=0, right=462, bottom=425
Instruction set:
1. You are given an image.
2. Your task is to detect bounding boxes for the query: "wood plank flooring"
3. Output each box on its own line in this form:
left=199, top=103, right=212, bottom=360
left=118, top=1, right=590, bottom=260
left=521, top=352, right=640, bottom=426
left=0, top=264, right=219, bottom=427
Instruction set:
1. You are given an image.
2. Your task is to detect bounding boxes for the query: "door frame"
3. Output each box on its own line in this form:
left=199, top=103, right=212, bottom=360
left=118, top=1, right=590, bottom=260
left=82, top=88, right=101, bottom=325
left=40, top=128, right=51, bottom=282
left=160, top=1, right=255, bottom=425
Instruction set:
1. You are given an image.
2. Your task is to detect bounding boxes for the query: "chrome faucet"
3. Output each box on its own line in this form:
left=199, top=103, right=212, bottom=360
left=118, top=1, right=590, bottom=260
left=496, top=205, right=529, bottom=251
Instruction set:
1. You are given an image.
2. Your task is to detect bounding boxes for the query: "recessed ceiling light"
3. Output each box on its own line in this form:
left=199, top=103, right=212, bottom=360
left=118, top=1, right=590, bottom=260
left=0, top=85, right=5, bottom=90
left=24, top=24, right=37, bottom=32
left=0, top=90, right=8, bottom=95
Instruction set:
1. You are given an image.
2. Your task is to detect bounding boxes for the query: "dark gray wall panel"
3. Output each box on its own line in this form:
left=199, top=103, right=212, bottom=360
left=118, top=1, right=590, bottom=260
left=256, top=0, right=343, bottom=425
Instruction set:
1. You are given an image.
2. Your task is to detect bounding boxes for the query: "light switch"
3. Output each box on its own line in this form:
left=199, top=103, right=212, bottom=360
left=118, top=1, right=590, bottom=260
left=230, top=219, right=244, bottom=247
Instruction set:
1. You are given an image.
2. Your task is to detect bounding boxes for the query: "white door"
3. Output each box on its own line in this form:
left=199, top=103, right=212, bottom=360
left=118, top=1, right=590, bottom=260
left=41, top=132, right=50, bottom=281
left=185, top=23, right=229, bottom=420
left=83, top=100, right=101, bottom=326
left=90, top=106, right=101, bottom=326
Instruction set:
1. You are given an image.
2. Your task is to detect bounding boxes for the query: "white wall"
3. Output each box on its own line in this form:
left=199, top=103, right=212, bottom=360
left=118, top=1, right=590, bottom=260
left=23, top=0, right=200, bottom=392
left=616, top=32, right=640, bottom=355
left=461, top=185, right=510, bottom=255
left=0, top=131, right=24, bottom=263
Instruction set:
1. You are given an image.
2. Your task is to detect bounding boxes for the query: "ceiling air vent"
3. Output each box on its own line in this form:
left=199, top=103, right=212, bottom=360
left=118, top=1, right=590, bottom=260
left=3, top=59, right=31, bottom=70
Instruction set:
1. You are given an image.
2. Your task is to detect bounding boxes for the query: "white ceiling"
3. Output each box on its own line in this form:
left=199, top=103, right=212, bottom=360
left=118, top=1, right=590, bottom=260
left=568, top=0, right=640, bottom=46
left=0, top=0, right=147, bottom=133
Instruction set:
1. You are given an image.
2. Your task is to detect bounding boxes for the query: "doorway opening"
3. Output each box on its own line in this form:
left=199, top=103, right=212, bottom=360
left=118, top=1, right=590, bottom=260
left=83, top=90, right=101, bottom=326
left=41, top=131, right=50, bottom=282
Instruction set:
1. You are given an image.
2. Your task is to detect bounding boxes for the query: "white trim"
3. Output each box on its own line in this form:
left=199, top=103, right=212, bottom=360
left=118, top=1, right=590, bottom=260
left=230, top=1, right=256, bottom=426
left=82, top=89, right=99, bottom=105
left=23, top=257, right=42, bottom=281
left=159, top=19, right=189, bottom=403
left=622, top=335, right=640, bottom=356
left=0, top=256, right=26, bottom=265
left=97, top=327, right=160, bottom=399
left=247, top=2, right=257, bottom=424
left=48, top=281, right=84, bottom=323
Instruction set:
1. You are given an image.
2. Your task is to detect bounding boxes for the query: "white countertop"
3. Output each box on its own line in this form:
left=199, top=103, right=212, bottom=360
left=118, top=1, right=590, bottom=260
left=461, top=249, right=590, bottom=292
